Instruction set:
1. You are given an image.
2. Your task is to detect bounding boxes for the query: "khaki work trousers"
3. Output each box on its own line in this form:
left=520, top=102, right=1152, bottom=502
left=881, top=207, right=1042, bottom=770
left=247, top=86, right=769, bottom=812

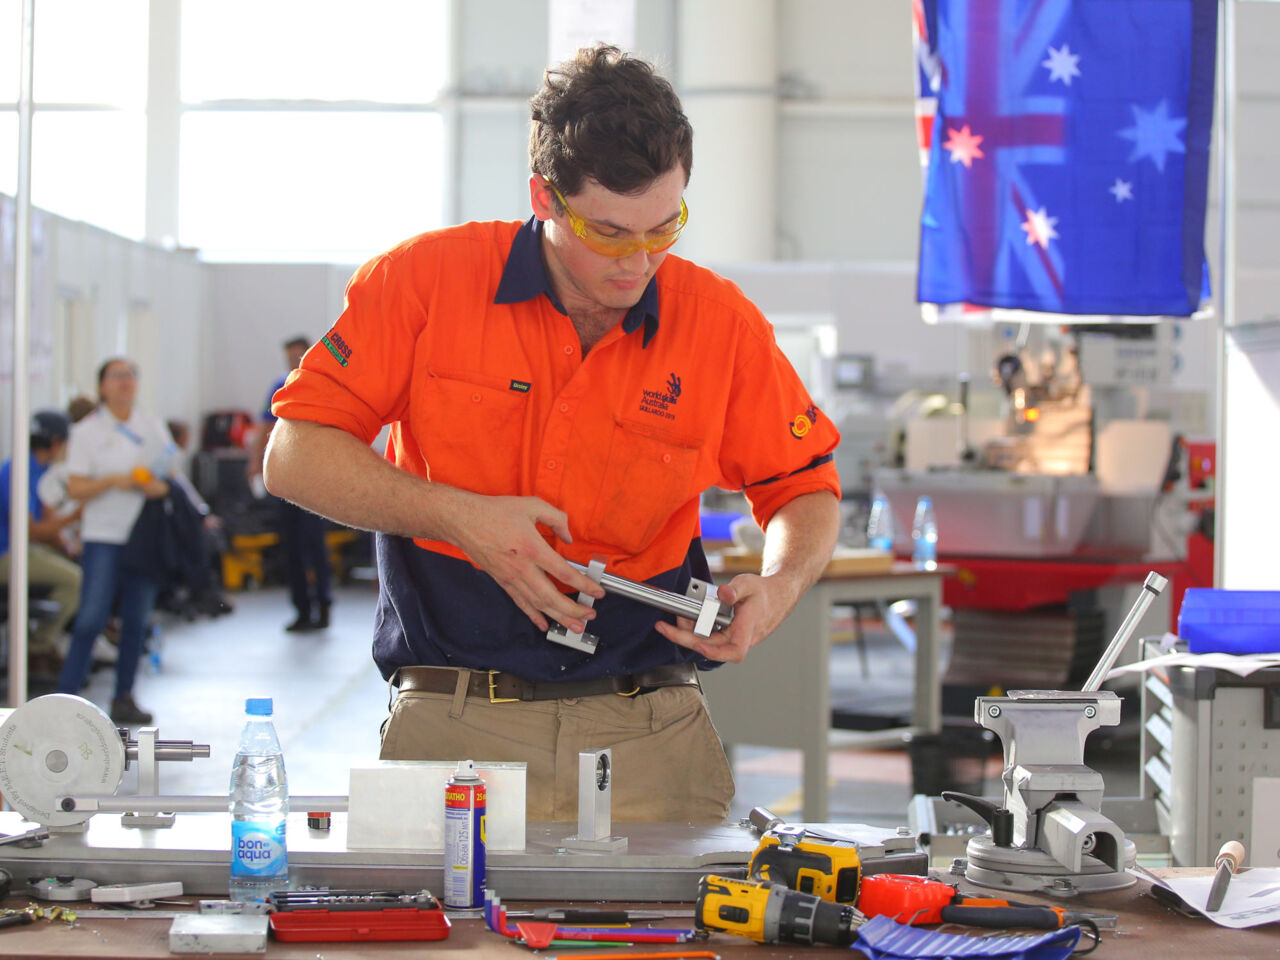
left=380, top=675, right=735, bottom=823
left=0, top=542, right=81, bottom=655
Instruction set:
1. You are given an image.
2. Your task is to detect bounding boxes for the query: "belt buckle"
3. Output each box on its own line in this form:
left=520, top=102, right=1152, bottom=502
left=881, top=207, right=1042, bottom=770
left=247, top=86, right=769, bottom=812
left=487, top=670, right=518, bottom=704
left=616, top=682, right=641, bottom=697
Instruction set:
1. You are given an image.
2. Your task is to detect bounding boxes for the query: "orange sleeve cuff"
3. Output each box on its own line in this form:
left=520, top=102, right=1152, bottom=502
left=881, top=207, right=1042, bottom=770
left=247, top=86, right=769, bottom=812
left=745, top=460, right=842, bottom=532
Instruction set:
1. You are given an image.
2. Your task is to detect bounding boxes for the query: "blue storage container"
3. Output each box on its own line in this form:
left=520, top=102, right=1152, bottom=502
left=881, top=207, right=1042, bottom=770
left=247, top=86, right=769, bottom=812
left=699, top=511, right=746, bottom=544
left=1177, top=588, right=1280, bottom=654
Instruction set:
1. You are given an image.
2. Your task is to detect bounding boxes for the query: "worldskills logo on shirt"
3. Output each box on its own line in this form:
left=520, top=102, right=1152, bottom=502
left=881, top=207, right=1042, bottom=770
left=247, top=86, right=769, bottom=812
left=639, top=373, right=681, bottom=422
left=790, top=404, right=819, bottom=439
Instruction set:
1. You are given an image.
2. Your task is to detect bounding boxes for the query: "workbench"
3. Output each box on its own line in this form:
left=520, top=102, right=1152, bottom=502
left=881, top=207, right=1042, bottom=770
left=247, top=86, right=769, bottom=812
left=701, top=563, right=949, bottom=821
left=0, top=869, right=1273, bottom=957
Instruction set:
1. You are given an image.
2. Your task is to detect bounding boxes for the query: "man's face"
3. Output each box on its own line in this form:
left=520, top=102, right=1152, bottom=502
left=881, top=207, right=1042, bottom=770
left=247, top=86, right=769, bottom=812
left=532, top=166, right=687, bottom=315
left=285, top=344, right=307, bottom=369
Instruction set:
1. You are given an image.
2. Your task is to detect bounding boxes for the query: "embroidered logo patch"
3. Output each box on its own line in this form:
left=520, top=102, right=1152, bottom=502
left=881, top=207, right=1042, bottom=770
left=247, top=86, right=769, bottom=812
left=790, top=404, right=819, bottom=439
left=509, top=380, right=531, bottom=393
left=639, top=372, right=681, bottom=421
left=321, top=331, right=353, bottom=367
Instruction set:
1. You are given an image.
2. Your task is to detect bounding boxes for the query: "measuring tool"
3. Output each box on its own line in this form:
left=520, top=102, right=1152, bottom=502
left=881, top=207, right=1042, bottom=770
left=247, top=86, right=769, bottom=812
left=0, top=694, right=209, bottom=829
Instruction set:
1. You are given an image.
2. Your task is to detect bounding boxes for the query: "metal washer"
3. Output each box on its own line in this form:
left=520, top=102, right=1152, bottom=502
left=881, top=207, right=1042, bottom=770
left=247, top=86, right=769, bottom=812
left=0, top=694, right=126, bottom=827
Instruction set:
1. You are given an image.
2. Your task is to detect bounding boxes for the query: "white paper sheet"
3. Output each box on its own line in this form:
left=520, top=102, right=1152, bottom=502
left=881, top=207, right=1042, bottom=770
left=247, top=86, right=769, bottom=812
left=1106, top=650, right=1280, bottom=681
left=1133, top=866, right=1280, bottom=928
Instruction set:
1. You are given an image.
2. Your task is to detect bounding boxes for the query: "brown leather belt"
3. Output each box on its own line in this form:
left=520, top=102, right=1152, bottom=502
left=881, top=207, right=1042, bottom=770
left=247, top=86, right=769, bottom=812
left=393, top=662, right=700, bottom=702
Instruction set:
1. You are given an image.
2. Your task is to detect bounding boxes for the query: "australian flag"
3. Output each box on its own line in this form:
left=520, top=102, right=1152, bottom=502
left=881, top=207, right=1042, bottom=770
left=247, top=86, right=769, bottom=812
left=914, top=0, right=1217, bottom=318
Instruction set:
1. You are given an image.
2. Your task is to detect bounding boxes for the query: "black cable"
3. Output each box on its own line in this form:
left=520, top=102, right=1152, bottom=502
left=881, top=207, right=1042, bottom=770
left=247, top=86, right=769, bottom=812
left=1070, top=919, right=1102, bottom=954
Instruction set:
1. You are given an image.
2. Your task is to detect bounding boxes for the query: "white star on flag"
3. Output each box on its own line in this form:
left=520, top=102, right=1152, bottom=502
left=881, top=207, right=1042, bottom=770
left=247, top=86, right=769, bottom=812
left=943, top=124, right=985, bottom=168
left=1021, top=207, right=1059, bottom=249
left=1110, top=178, right=1133, bottom=202
left=1042, top=44, right=1081, bottom=86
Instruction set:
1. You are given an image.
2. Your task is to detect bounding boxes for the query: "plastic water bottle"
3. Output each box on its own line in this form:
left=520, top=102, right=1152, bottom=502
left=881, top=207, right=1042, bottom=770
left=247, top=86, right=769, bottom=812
left=867, top=493, right=896, bottom=552
left=912, top=496, right=939, bottom=570
left=229, top=698, right=289, bottom=901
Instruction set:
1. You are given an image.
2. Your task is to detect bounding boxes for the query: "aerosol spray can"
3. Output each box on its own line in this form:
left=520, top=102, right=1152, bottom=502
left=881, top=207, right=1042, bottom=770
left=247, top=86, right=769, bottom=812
left=443, top=759, right=486, bottom=910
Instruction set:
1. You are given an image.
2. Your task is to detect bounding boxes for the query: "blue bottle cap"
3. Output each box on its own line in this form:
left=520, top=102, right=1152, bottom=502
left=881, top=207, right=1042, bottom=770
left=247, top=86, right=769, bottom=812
left=245, top=698, right=273, bottom=716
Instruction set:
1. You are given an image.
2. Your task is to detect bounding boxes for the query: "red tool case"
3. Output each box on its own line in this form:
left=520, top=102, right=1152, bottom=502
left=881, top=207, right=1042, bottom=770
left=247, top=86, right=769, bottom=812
left=269, top=907, right=451, bottom=942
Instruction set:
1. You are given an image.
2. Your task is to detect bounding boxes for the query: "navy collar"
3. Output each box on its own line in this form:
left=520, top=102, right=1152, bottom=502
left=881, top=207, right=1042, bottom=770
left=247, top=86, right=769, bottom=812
left=494, top=217, right=660, bottom=348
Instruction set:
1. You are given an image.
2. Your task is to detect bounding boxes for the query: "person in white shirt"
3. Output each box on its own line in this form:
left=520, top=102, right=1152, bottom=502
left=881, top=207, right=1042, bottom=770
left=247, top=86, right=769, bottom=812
left=56, top=358, right=175, bottom=724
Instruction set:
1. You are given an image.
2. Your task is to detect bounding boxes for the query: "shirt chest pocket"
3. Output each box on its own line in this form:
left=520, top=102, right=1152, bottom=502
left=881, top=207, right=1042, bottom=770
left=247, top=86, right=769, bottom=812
left=586, top=418, right=702, bottom=555
left=416, top=372, right=529, bottom=497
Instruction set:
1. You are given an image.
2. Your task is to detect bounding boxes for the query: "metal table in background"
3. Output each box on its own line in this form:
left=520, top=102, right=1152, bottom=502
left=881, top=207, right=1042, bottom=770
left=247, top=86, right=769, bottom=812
left=700, top=563, right=950, bottom=821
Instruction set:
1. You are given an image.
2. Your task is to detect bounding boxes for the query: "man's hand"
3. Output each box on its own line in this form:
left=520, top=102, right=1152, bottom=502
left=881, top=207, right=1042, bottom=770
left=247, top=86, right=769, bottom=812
left=445, top=495, right=605, bottom=634
left=141, top=478, right=170, bottom=500
left=654, top=573, right=798, bottom=663
left=654, top=492, right=841, bottom=663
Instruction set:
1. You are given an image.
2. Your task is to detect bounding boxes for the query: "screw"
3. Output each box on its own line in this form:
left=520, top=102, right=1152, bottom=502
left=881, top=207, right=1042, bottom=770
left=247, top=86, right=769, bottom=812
left=1084, top=706, right=1097, bottom=719
left=988, top=705, right=1002, bottom=718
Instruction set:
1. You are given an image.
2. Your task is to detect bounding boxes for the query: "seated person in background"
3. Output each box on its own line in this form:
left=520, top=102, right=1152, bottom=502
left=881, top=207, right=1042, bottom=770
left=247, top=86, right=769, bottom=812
left=0, top=411, right=83, bottom=680
left=37, top=394, right=100, bottom=558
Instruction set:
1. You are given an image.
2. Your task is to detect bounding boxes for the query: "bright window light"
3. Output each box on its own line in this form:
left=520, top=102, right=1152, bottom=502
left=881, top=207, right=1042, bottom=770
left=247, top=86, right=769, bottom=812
left=0, top=0, right=16, bottom=104
left=180, top=0, right=448, bottom=103
left=28, top=0, right=148, bottom=105
left=178, top=111, right=444, bottom=262
left=32, top=111, right=146, bottom=238
left=0, top=111, right=14, bottom=195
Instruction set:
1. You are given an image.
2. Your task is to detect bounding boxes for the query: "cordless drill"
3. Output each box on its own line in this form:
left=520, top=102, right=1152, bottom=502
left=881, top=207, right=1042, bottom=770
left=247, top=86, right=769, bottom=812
left=694, top=875, right=864, bottom=946
left=747, top=824, right=863, bottom=903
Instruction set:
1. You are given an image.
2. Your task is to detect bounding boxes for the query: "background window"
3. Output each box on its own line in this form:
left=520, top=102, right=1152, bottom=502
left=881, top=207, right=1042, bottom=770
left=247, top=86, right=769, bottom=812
left=179, top=111, right=444, bottom=262
left=33, top=111, right=146, bottom=238
left=180, top=0, right=448, bottom=103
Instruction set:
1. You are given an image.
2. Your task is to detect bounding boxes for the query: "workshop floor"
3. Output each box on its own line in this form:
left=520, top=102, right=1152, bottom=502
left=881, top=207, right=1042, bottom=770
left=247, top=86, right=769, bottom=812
left=64, top=583, right=1141, bottom=827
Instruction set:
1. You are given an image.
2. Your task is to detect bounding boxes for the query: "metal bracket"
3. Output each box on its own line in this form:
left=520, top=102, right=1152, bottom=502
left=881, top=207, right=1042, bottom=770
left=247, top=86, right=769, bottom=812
left=560, top=749, right=628, bottom=854
left=547, top=557, right=606, bottom=654
left=685, top=578, right=725, bottom=638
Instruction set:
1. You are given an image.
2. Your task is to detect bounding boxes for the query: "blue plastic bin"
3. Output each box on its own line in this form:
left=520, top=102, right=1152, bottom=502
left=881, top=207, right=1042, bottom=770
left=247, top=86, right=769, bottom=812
left=700, top=511, right=746, bottom=543
left=1177, top=588, right=1280, bottom=654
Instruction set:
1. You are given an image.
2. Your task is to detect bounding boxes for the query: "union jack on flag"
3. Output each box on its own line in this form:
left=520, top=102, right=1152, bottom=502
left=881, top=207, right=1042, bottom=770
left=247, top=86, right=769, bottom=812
left=913, top=0, right=1217, bottom=319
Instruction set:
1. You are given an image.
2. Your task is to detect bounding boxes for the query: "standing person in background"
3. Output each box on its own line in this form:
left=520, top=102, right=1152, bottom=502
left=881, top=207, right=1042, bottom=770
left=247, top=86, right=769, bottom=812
left=248, top=336, right=332, bottom=632
left=57, top=358, right=175, bottom=724
left=0, top=411, right=82, bottom=681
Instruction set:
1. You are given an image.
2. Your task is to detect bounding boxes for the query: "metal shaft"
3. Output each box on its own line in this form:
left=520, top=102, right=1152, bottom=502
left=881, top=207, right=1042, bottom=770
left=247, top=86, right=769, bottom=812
left=124, top=741, right=211, bottom=763
left=1082, top=572, right=1168, bottom=692
left=60, top=794, right=349, bottom=814
left=567, top=562, right=734, bottom=631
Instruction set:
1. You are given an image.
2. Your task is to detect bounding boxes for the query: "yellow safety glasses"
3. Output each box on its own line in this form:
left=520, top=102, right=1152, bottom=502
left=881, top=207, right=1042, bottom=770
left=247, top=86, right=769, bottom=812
left=549, top=183, right=688, bottom=259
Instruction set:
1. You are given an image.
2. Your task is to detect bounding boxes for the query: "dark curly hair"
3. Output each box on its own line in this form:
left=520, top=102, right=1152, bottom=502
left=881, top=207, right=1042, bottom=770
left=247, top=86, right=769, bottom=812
left=529, top=44, right=692, bottom=199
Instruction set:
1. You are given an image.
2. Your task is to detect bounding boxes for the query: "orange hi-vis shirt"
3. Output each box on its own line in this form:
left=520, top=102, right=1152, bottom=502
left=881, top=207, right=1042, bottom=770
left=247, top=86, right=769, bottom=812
left=273, top=217, right=840, bottom=683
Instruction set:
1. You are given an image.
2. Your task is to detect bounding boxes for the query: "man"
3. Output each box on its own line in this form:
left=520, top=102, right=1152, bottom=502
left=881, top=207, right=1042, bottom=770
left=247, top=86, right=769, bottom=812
left=249, top=336, right=333, bottom=632
left=266, top=45, right=841, bottom=822
left=0, top=411, right=83, bottom=680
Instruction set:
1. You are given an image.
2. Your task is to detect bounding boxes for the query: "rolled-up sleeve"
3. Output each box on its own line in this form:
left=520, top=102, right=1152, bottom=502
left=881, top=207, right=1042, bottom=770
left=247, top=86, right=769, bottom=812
left=717, top=317, right=841, bottom=530
left=271, top=251, right=424, bottom=445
